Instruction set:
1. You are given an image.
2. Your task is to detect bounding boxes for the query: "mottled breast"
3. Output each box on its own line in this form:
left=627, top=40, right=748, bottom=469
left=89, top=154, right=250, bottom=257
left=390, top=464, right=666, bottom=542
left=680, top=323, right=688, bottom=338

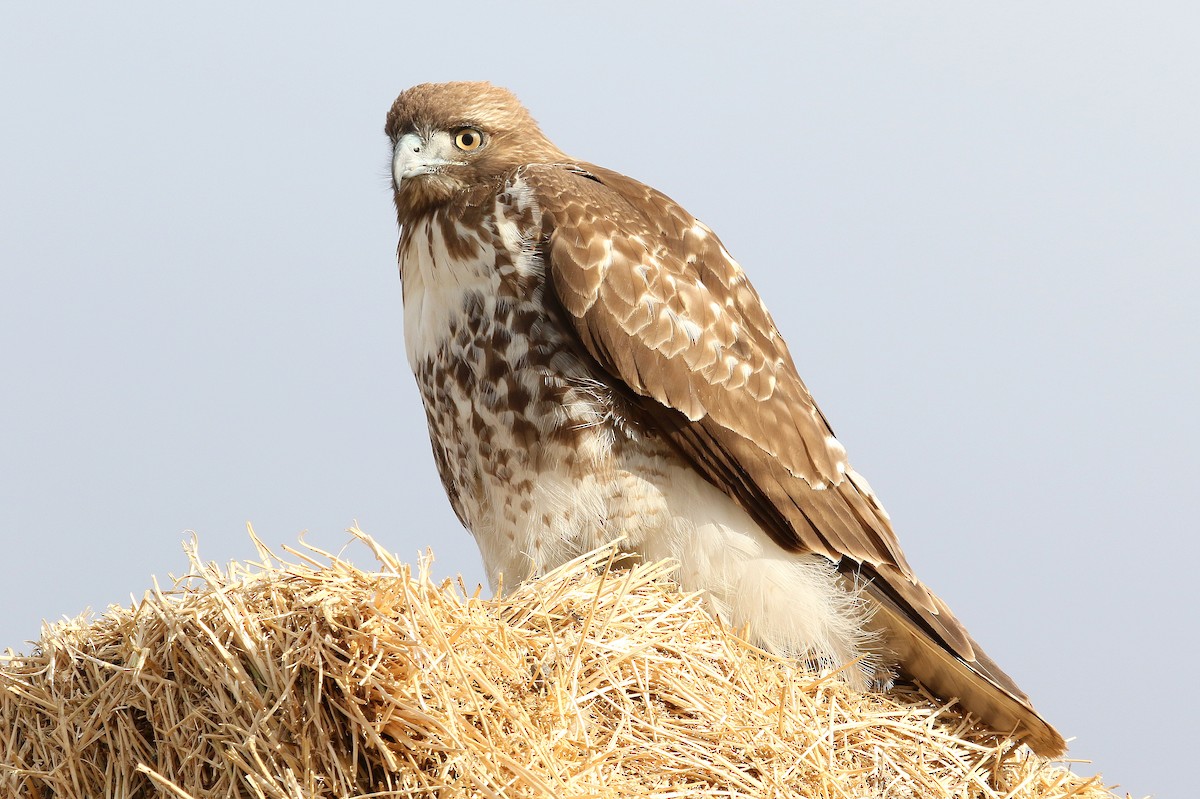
left=399, top=175, right=667, bottom=585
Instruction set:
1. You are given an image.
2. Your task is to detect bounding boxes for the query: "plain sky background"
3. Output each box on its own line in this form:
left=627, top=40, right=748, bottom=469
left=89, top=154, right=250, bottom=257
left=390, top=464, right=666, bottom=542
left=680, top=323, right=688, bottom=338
left=1, top=4, right=1195, bottom=797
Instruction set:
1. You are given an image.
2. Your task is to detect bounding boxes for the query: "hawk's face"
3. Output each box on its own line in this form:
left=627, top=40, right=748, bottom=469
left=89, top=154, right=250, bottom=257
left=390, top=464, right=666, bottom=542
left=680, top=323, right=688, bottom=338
left=390, top=125, right=484, bottom=218
left=385, top=81, right=563, bottom=224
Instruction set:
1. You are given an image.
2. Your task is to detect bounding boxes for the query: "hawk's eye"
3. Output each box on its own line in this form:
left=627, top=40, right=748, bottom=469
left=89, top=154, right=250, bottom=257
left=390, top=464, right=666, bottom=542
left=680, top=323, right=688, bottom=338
left=453, top=128, right=484, bottom=151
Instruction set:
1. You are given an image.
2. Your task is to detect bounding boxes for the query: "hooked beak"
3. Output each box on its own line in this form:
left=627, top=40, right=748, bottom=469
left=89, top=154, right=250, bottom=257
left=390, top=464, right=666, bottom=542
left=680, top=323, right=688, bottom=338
left=392, top=131, right=461, bottom=189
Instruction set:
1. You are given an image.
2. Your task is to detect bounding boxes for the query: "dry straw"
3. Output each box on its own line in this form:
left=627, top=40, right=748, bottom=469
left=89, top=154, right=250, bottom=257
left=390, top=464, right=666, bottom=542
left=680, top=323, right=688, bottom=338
left=2, top=529, right=1120, bottom=798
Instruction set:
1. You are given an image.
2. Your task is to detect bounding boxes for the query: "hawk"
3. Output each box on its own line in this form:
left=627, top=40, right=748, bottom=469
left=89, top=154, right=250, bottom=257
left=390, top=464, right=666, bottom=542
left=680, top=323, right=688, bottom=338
left=386, top=81, right=1065, bottom=756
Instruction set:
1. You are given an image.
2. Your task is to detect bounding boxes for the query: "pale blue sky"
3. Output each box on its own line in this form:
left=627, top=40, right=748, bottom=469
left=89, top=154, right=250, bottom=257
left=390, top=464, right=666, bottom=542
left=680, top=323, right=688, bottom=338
left=2, top=4, right=1195, bottom=796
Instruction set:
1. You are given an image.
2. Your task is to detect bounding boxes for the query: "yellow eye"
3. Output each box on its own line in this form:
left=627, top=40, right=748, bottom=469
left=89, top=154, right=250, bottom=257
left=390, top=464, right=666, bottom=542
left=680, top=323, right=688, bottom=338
left=453, top=127, right=484, bottom=151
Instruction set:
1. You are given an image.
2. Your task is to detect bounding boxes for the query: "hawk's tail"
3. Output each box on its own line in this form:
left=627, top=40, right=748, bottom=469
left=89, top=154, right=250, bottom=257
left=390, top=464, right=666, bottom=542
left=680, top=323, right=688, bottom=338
left=863, top=573, right=1067, bottom=757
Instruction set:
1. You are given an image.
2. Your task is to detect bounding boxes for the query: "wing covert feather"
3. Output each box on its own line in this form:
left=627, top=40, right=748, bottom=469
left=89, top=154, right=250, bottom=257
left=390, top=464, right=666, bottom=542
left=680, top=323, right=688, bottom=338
left=524, top=163, right=911, bottom=570
left=528, top=164, right=850, bottom=485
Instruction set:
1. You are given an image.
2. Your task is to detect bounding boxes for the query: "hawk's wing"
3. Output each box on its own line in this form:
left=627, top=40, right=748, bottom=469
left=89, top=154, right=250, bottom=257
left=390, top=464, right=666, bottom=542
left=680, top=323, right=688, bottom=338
left=525, top=162, right=912, bottom=573
left=521, top=162, right=1065, bottom=756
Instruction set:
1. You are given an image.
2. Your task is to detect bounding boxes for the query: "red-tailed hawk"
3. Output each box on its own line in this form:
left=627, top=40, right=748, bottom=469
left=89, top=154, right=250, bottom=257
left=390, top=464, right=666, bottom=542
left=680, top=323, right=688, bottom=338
left=386, top=81, right=1065, bottom=756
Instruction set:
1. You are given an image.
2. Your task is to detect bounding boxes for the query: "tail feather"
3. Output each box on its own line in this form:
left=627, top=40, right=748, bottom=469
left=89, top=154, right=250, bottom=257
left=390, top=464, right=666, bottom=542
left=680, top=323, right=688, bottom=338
left=864, top=579, right=1066, bottom=757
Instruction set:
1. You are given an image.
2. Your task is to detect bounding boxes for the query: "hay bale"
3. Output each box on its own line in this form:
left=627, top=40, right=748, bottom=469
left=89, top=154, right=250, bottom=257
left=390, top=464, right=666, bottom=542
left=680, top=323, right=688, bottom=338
left=1, top=529, right=1117, bottom=798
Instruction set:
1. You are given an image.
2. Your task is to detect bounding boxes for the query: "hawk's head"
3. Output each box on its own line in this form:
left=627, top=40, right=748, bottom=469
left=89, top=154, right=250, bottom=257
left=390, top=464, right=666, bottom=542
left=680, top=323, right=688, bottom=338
left=385, top=82, right=564, bottom=223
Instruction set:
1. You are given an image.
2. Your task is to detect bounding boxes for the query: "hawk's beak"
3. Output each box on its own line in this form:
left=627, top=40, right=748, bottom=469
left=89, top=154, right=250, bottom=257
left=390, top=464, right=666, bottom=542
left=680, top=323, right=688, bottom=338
left=392, top=132, right=459, bottom=190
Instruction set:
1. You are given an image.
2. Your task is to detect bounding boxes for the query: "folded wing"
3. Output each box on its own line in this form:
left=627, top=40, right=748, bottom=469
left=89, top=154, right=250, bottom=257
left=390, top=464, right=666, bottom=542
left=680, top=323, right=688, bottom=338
left=521, top=162, right=1064, bottom=756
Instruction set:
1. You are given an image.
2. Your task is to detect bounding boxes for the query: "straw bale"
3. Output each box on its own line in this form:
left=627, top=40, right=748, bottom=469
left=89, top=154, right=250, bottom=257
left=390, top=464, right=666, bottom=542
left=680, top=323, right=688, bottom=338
left=1, top=529, right=1121, bottom=798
